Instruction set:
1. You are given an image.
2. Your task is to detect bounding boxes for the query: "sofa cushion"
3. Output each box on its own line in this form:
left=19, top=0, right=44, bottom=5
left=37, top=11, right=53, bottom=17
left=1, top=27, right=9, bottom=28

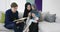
left=42, top=12, right=49, bottom=21
left=41, top=12, right=56, bottom=23
left=56, top=17, right=60, bottom=23
left=0, top=11, right=2, bottom=20
left=39, top=21, right=60, bottom=32
left=0, top=12, right=5, bottom=23
left=45, top=13, right=56, bottom=22
left=0, top=23, right=14, bottom=32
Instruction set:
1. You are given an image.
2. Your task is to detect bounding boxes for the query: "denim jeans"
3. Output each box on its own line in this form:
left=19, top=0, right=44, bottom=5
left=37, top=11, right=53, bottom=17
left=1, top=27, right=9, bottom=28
left=4, top=22, right=24, bottom=32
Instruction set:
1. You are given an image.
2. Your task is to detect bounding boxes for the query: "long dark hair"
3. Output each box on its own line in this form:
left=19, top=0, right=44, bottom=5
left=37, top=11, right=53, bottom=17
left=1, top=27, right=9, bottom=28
left=23, top=2, right=32, bottom=17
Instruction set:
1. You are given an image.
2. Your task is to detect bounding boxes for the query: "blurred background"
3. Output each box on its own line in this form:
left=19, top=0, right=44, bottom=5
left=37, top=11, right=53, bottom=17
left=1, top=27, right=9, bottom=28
left=0, top=0, right=60, bottom=32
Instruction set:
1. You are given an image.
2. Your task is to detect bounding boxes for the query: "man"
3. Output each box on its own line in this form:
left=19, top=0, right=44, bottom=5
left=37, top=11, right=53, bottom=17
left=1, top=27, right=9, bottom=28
left=4, top=2, right=24, bottom=32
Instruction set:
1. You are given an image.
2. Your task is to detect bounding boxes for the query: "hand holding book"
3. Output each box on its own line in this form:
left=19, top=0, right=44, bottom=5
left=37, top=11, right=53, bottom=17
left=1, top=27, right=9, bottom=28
left=13, top=17, right=27, bottom=24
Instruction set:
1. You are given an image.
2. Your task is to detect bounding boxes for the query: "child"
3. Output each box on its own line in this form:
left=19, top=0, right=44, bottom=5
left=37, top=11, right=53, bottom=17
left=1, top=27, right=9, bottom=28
left=23, top=4, right=40, bottom=32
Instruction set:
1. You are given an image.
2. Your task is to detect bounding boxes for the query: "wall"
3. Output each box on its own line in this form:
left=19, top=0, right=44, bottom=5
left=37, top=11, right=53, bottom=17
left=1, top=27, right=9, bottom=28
left=42, top=0, right=60, bottom=18
left=10, top=0, right=26, bottom=18
left=0, top=0, right=6, bottom=12
left=0, top=0, right=26, bottom=13
left=6, top=0, right=26, bottom=13
left=0, top=0, right=26, bottom=18
left=26, top=0, right=35, bottom=4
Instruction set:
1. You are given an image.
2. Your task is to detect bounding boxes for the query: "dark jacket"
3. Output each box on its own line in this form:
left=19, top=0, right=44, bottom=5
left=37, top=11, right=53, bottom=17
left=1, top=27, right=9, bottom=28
left=4, top=9, right=19, bottom=27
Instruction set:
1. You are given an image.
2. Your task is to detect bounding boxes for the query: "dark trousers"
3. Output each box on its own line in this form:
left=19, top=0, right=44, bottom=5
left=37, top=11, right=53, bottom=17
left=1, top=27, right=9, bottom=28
left=29, top=22, right=38, bottom=32
left=4, top=22, right=24, bottom=32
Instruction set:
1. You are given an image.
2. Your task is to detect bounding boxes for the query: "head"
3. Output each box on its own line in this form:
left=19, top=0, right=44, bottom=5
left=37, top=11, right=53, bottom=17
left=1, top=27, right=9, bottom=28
left=32, top=4, right=37, bottom=10
left=32, top=13, right=36, bottom=17
left=11, top=2, right=18, bottom=13
left=25, top=2, right=32, bottom=11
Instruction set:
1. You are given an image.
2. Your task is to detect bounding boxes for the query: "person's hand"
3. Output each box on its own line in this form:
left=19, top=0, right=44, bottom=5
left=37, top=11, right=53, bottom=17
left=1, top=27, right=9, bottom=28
left=16, top=21, right=23, bottom=24
left=23, top=29, right=29, bottom=32
left=23, top=29, right=26, bottom=32
left=28, top=13, right=31, bottom=17
left=32, top=13, right=36, bottom=17
left=16, top=21, right=20, bottom=24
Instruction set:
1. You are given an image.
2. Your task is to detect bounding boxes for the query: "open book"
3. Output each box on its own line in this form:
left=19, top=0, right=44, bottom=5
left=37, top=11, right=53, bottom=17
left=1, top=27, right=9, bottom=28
left=13, top=17, right=27, bottom=22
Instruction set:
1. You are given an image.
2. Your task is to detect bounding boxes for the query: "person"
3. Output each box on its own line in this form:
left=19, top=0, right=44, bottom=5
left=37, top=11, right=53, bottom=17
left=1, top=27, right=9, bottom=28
left=23, top=2, right=32, bottom=20
left=4, top=2, right=24, bottom=32
left=23, top=2, right=32, bottom=32
left=23, top=4, right=40, bottom=32
left=23, top=2, right=32, bottom=25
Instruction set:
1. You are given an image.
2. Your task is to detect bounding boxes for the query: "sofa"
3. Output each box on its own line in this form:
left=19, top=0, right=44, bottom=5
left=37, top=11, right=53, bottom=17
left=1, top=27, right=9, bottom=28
left=0, top=11, right=14, bottom=32
left=38, top=12, right=60, bottom=32
left=39, top=21, right=60, bottom=32
left=0, top=23, right=14, bottom=32
left=0, top=11, right=60, bottom=32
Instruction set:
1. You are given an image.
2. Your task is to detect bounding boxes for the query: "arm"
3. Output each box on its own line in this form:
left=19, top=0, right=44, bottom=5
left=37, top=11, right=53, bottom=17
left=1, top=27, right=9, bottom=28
left=23, top=11, right=27, bottom=17
left=5, top=11, right=14, bottom=25
left=16, top=11, right=19, bottom=19
left=23, top=11, right=28, bottom=22
left=23, top=19, right=33, bottom=32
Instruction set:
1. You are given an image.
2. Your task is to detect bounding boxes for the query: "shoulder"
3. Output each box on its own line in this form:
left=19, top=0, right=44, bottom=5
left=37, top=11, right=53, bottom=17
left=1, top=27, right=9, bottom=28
left=5, top=9, right=11, bottom=14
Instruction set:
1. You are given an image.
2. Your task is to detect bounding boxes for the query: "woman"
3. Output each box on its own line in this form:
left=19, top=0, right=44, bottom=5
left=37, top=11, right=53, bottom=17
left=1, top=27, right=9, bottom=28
left=23, top=2, right=32, bottom=21
left=29, top=4, right=40, bottom=32
left=23, top=4, right=40, bottom=32
left=23, top=2, right=32, bottom=32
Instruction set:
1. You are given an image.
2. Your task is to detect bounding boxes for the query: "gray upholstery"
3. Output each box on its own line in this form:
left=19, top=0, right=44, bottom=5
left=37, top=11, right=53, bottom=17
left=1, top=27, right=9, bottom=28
left=44, top=13, right=56, bottom=22
left=0, top=23, right=14, bottom=32
left=0, top=11, right=2, bottom=20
